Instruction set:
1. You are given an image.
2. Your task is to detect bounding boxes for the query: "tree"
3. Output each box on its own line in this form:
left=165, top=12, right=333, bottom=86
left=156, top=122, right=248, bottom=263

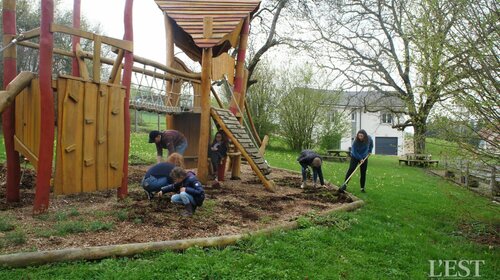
left=277, top=65, right=330, bottom=150
left=301, top=0, right=468, bottom=154
left=443, top=0, right=499, bottom=163
left=245, top=59, right=281, bottom=139
left=0, top=0, right=104, bottom=88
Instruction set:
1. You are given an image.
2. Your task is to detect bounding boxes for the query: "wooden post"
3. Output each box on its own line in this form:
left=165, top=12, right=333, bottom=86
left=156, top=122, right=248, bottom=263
left=33, top=0, right=55, bottom=214
left=71, top=0, right=81, bottom=76
left=228, top=17, right=250, bottom=180
left=118, top=0, right=134, bottom=199
left=196, top=48, right=212, bottom=184
left=92, top=35, right=102, bottom=82
left=2, top=0, right=21, bottom=203
left=228, top=16, right=249, bottom=118
left=164, top=13, right=175, bottom=129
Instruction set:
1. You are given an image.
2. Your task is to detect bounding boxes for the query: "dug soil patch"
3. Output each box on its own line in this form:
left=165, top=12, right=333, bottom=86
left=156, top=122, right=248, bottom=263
left=0, top=164, right=353, bottom=254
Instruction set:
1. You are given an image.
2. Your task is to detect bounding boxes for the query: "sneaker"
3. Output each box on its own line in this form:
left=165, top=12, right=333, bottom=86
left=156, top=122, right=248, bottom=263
left=361, top=188, right=366, bottom=193
left=300, top=182, right=305, bottom=189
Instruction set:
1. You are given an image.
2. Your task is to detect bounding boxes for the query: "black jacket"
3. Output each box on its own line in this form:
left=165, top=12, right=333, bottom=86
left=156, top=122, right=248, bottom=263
left=297, top=150, right=322, bottom=167
left=160, top=175, right=205, bottom=206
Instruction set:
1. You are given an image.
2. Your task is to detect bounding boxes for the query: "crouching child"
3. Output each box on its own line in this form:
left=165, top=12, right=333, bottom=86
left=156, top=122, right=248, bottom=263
left=157, top=167, right=205, bottom=217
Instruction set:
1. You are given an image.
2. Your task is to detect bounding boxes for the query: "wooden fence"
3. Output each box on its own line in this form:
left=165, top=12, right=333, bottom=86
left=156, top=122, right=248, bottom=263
left=441, top=157, right=499, bottom=199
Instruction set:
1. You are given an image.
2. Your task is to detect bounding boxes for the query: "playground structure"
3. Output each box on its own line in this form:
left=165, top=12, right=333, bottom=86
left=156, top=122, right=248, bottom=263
left=0, top=0, right=275, bottom=214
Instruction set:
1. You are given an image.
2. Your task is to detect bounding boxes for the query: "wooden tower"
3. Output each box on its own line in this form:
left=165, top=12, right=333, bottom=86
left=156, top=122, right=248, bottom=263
left=155, top=0, right=274, bottom=190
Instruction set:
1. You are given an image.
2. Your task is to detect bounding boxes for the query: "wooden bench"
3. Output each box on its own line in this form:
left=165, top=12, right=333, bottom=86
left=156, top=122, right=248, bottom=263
left=399, top=158, right=439, bottom=167
left=322, top=155, right=348, bottom=162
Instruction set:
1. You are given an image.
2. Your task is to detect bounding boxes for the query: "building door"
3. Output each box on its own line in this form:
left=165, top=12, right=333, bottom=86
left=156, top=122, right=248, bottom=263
left=375, top=137, right=398, bottom=155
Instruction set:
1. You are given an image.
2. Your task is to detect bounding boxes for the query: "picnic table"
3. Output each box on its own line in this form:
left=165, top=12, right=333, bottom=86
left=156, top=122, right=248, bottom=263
left=399, top=153, right=439, bottom=167
left=323, top=149, right=351, bottom=162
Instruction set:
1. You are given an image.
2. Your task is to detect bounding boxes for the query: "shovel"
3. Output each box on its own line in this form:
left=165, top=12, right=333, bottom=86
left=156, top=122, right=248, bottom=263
left=338, top=154, right=370, bottom=193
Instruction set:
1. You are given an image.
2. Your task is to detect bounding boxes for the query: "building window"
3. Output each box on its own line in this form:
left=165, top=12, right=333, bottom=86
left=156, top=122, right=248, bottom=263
left=381, top=112, right=393, bottom=124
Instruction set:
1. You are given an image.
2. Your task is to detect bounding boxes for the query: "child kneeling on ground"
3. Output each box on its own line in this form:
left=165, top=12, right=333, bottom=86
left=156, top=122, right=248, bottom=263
left=157, top=167, right=205, bottom=217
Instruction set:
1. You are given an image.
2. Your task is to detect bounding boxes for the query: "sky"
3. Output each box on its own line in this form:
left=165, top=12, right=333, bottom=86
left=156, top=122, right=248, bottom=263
left=59, top=0, right=167, bottom=63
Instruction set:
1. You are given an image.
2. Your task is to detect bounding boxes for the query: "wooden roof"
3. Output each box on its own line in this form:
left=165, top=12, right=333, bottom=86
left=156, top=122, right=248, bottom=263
left=155, top=0, right=260, bottom=60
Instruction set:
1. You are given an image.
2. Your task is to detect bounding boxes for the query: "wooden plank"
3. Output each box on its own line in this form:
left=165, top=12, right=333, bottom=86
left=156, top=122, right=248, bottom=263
left=96, top=85, right=109, bottom=190
left=61, top=79, right=84, bottom=194
left=203, top=16, right=213, bottom=38
left=92, top=35, right=101, bottom=82
left=107, top=85, right=124, bottom=189
left=13, top=136, right=38, bottom=170
left=14, top=88, right=24, bottom=148
left=82, top=82, right=98, bottom=192
left=54, top=78, right=67, bottom=194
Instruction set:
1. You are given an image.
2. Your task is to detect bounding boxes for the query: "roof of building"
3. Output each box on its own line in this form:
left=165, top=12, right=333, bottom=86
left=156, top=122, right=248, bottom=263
left=305, top=88, right=406, bottom=111
left=155, top=0, right=260, bottom=61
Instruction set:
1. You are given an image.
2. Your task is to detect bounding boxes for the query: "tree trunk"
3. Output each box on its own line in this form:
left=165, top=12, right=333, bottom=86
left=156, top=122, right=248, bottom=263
left=413, top=122, right=427, bottom=154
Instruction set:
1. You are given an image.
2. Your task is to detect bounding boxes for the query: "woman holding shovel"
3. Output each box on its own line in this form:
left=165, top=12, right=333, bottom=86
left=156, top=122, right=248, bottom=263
left=339, top=129, right=373, bottom=193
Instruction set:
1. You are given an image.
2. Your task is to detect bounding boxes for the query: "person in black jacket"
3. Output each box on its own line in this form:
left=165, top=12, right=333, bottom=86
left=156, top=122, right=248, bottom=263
left=141, top=153, right=185, bottom=200
left=157, top=167, right=205, bottom=217
left=209, top=131, right=228, bottom=181
left=297, top=150, right=325, bottom=188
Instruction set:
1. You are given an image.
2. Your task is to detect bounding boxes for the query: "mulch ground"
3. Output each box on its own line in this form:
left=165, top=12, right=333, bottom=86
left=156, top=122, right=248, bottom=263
left=0, top=163, right=353, bottom=254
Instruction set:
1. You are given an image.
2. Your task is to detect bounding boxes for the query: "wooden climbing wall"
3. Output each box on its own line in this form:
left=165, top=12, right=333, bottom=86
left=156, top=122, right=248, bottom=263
left=54, top=76, right=125, bottom=195
left=14, top=78, right=41, bottom=170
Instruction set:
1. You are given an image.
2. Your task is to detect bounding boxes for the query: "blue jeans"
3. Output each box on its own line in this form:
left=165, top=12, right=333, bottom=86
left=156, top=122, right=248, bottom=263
left=171, top=192, right=195, bottom=205
left=141, top=176, right=168, bottom=193
left=301, top=164, right=324, bottom=185
left=173, top=140, right=188, bottom=155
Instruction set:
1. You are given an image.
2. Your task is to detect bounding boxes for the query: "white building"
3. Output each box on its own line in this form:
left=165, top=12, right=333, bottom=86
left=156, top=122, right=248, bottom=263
left=328, top=91, right=407, bottom=156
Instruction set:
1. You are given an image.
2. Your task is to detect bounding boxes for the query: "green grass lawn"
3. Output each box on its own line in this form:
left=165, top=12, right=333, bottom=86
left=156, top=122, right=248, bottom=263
left=0, top=142, right=498, bottom=279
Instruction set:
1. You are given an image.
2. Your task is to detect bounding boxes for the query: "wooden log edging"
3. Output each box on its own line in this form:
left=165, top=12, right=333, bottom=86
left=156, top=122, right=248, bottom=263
left=0, top=200, right=364, bottom=268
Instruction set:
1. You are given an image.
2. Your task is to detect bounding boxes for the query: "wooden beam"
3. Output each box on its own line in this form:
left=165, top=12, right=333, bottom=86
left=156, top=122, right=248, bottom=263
left=133, top=55, right=201, bottom=80
left=34, top=0, right=55, bottom=214
left=196, top=48, right=213, bottom=184
left=108, top=49, right=124, bottom=83
left=18, top=27, right=41, bottom=41
left=50, top=24, right=133, bottom=52
left=0, top=72, right=36, bottom=114
left=2, top=0, right=22, bottom=203
left=165, top=13, right=175, bottom=130
left=71, top=0, right=81, bottom=76
left=118, top=0, right=134, bottom=200
left=92, top=35, right=101, bottom=82
left=210, top=86, right=224, bottom=108
left=75, top=43, right=90, bottom=80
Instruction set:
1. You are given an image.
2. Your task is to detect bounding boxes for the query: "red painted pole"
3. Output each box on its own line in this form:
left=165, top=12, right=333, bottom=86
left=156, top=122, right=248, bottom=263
left=118, top=0, right=134, bottom=199
left=33, top=0, right=55, bottom=214
left=229, top=17, right=249, bottom=116
left=71, top=0, right=81, bottom=76
left=2, top=0, right=21, bottom=202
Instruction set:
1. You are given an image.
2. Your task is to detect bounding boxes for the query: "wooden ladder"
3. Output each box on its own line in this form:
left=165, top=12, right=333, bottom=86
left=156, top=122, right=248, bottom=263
left=210, top=107, right=275, bottom=192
